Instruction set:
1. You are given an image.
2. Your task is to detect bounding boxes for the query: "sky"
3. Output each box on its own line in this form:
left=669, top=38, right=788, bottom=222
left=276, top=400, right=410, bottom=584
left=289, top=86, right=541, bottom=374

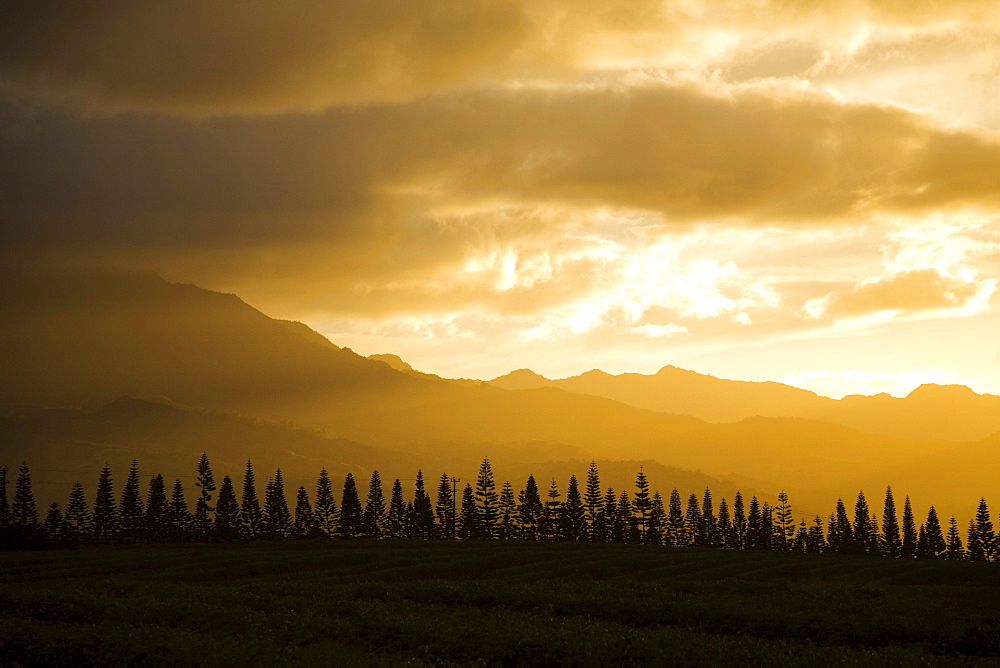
left=2, top=1, right=1000, bottom=398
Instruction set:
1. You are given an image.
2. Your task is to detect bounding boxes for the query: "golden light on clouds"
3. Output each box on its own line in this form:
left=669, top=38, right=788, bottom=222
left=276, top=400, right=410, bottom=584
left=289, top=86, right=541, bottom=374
left=2, top=0, right=1000, bottom=396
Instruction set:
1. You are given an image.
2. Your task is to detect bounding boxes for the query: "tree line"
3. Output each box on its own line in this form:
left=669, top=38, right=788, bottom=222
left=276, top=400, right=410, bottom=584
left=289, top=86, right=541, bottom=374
left=1, top=457, right=997, bottom=561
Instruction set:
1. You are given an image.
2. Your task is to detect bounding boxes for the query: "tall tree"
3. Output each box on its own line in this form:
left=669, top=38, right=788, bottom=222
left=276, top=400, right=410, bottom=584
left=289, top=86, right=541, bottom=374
left=263, top=470, right=292, bottom=539
left=901, top=496, right=917, bottom=558
left=717, top=498, right=733, bottom=549
left=543, top=479, right=562, bottom=541
left=362, top=470, right=386, bottom=539
left=516, top=476, right=544, bottom=541
left=11, top=463, right=38, bottom=530
left=584, top=461, right=603, bottom=540
left=806, top=515, right=826, bottom=553
left=412, top=470, right=436, bottom=539
left=946, top=516, right=965, bottom=560
left=118, top=460, right=144, bottom=541
left=793, top=520, right=808, bottom=552
left=91, top=465, right=118, bottom=540
left=685, top=493, right=702, bottom=548
left=241, top=460, right=262, bottom=540
left=498, top=481, right=516, bottom=540
left=745, top=496, right=763, bottom=550
left=828, top=499, right=853, bottom=554
left=475, top=457, right=499, bottom=539
left=561, top=475, right=587, bottom=541
left=167, top=478, right=191, bottom=540
left=881, top=486, right=901, bottom=558
left=604, top=490, right=620, bottom=543
left=340, top=473, right=364, bottom=538
left=619, top=490, right=638, bottom=543
left=853, top=491, right=879, bottom=555
left=65, top=481, right=91, bottom=537
left=633, top=467, right=652, bottom=543
left=773, top=491, right=794, bottom=550
left=435, top=473, right=455, bottom=540
left=592, top=487, right=614, bottom=544
left=666, top=489, right=685, bottom=547
left=144, top=474, right=168, bottom=541
left=387, top=479, right=406, bottom=538
left=42, top=502, right=67, bottom=540
left=701, top=487, right=717, bottom=548
left=314, top=469, right=339, bottom=539
left=214, top=476, right=241, bottom=541
left=732, top=492, right=747, bottom=550
left=457, top=483, right=478, bottom=540
left=648, top=491, right=666, bottom=546
left=292, top=486, right=317, bottom=539
left=918, top=506, right=946, bottom=559
left=970, top=498, right=995, bottom=561
left=194, top=453, right=217, bottom=537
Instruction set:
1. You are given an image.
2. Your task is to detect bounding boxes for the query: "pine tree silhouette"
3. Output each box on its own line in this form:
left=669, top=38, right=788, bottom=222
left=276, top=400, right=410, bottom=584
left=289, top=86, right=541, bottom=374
left=43, top=502, right=68, bottom=540
left=807, top=515, right=826, bottom=553
left=435, top=473, right=455, bottom=540
left=946, top=516, right=965, bottom=560
left=475, top=457, right=499, bottom=539
left=604, top=490, right=620, bottom=543
left=584, top=461, right=603, bottom=541
left=618, top=490, right=636, bottom=543
left=970, top=498, right=995, bottom=561
left=544, top=479, right=562, bottom=541
left=774, top=491, right=794, bottom=550
left=633, top=467, right=652, bottom=543
left=853, top=491, right=879, bottom=555
left=12, top=463, right=38, bottom=532
left=827, top=499, right=851, bottom=553
left=761, top=503, right=775, bottom=551
left=362, top=470, right=386, bottom=539
left=746, top=496, right=762, bottom=550
left=240, top=460, right=262, bottom=540
left=194, top=453, right=216, bottom=537
left=498, top=481, right=516, bottom=540
left=314, top=469, right=339, bottom=539
left=340, top=472, right=364, bottom=538
left=732, top=492, right=747, bottom=550
left=918, top=506, right=946, bottom=559
left=119, top=460, right=144, bottom=542
left=457, top=483, right=477, bottom=540
left=666, top=489, right=685, bottom=547
left=167, top=478, right=191, bottom=540
left=65, top=480, right=91, bottom=537
left=561, top=475, right=586, bottom=541
left=387, top=479, right=406, bottom=538
left=881, top=486, right=901, bottom=558
left=263, top=470, right=292, bottom=539
left=701, top=487, right=717, bottom=548
left=92, top=466, right=118, bottom=540
left=595, top=487, right=617, bottom=543
left=413, top=470, right=436, bottom=539
left=685, top=493, right=702, bottom=547
left=648, top=491, right=665, bottom=546
left=793, top=520, right=808, bottom=552
left=901, top=496, right=917, bottom=559
left=716, top=497, right=733, bottom=549
left=214, top=476, right=241, bottom=540
left=144, top=474, right=168, bottom=541
left=293, top=485, right=317, bottom=538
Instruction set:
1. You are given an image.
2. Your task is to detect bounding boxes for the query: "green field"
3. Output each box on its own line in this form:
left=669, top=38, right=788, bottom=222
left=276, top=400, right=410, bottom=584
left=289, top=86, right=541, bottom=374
left=2, top=541, right=999, bottom=666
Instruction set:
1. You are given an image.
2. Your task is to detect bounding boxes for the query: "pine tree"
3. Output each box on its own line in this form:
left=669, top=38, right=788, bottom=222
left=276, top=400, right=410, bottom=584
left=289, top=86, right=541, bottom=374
left=263, top=470, right=292, bottom=539
left=968, top=517, right=979, bottom=560
left=807, top=515, right=826, bottom=553
left=732, top=491, right=747, bottom=550
left=685, top=493, right=702, bottom=547
left=118, top=460, right=144, bottom=541
left=194, top=453, right=216, bottom=537
left=498, top=481, right=516, bottom=540
left=619, top=490, right=638, bottom=543
left=946, top=516, right=965, bottom=560
left=314, top=469, right=339, bottom=538
left=702, top=487, right=717, bottom=548
left=881, top=486, right=901, bottom=558
left=457, top=483, right=478, bottom=540
left=214, top=475, right=241, bottom=541
left=901, top=496, right=917, bottom=558
left=475, top=457, right=499, bottom=539
left=774, top=491, right=794, bottom=550
left=92, top=465, right=118, bottom=540
left=716, top=498, right=733, bottom=549
left=828, top=499, right=853, bottom=554
left=561, top=475, right=586, bottom=541
left=853, top=491, right=879, bottom=555
left=666, top=489, right=685, bottom=547
left=970, top=498, right=995, bottom=561
left=11, top=463, right=38, bottom=531
left=435, top=473, right=455, bottom=540
left=412, top=470, right=436, bottom=539
left=604, top=489, right=620, bottom=543
left=144, top=474, right=168, bottom=541
left=240, top=459, right=262, bottom=540
left=633, top=466, right=652, bottom=543
left=918, top=506, right=946, bottom=559
left=167, top=478, right=191, bottom=540
left=65, top=481, right=91, bottom=537
left=340, top=473, right=364, bottom=538
left=543, top=479, right=562, bottom=541
left=648, top=492, right=666, bottom=545
left=584, top=461, right=603, bottom=540
left=402, top=501, right=418, bottom=538
left=43, top=503, right=68, bottom=540
left=793, top=520, right=808, bottom=552
left=293, top=486, right=317, bottom=538
left=593, top=487, right=615, bottom=543
left=387, top=479, right=406, bottom=538
left=362, top=470, right=386, bottom=539
left=761, top=503, right=776, bottom=550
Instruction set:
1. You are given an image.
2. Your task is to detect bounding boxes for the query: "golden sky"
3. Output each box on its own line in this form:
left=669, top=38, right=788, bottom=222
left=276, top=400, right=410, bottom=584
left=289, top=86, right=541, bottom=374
left=3, top=0, right=1000, bottom=397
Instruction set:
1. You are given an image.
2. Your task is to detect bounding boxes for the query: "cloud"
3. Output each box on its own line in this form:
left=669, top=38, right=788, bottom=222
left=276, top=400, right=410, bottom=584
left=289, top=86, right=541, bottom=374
left=803, top=265, right=997, bottom=320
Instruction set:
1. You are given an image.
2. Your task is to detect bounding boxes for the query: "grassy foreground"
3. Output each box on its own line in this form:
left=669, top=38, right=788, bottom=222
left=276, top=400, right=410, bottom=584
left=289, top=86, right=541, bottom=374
left=2, top=541, right=1000, bottom=666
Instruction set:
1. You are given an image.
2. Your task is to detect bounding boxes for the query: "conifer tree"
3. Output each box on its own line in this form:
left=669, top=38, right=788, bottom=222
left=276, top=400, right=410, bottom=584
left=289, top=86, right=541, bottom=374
left=619, top=490, right=638, bottom=543
left=946, top=516, right=965, bottom=560
left=593, top=487, right=614, bottom=543
left=970, top=498, right=995, bottom=561
left=340, top=472, right=364, bottom=538
left=793, top=520, right=808, bottom=552
left=194, top=453, right=216, bottom=537
left=167, top=478, right=191, bottom=540
left=66, top=481, right=91, bottom=537
left=144, top=474, right=168, bottom=541
left=43, top=503, right=68, bottom=540
left=701, top=487, right=717, bottom=548
left=457, top=483, right=478, bottom=540
left=901, top=496, right=917, bottom=558
left=732, top=491, right=747, bottom=550
left=92, top=465, right=118, bottom=540
left=293, top=486, right=317, bottom=538
left=746, top=496, right=764, bottom=550
left=498, top=481, right=516, bottom=540
left=263, top=470, right=292, bottom=539
left=685, top=493, right=702, bottom=547
left=853, top=491, right=879, bottom=555
left=881, top=486, right=901, bottom=558
left=807, top=515, right=826, bottom=553
left=11, top=463, right=38, bottom=531
left=584, top=461, right=603, bottom=539
left=604, top=489, right=620, bottom=543
left=633, top=467, right=652, bottom=543
left=829, top=499, right=853, bottom=553
left=475, top=457, right=499, bottom=539
left=561, top=475, right=586, bottom=541
left=716, top=498, right=733, bottom=549
left=648, top=492, right=666, bottom=546
left=314, top=468, right=339, bottom=538
left=435, top=473, right=455, bottom=539
left=0, top=465, right=8, bottom=529
left=761, top=502, right=776, bottom=550
left=240, top=459, right=262, bottom=540
left=968, top=517, right=979, bottom=560
left=118, top=460, right=144, bottom=541
left=543, top=479, right=562, bottom=541
left=412, top=470, right=436, bottom=539
left=666, top=489, right=685, bottom=547
left=774, top=491, right=794, bottom=550
left=919, top=506, right=946, bottom=559
left=402, top=501, right=418, bottom=538
left=362, top=470, right=386, bottom=539
left=214, top=475, right=241, bottom=540
left=387, top=479, right=406, bottom=538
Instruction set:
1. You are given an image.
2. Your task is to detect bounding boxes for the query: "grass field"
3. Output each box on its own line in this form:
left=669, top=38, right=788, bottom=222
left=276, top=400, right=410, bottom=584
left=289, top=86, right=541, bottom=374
left=2, top=541, right=1000, bottom=666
